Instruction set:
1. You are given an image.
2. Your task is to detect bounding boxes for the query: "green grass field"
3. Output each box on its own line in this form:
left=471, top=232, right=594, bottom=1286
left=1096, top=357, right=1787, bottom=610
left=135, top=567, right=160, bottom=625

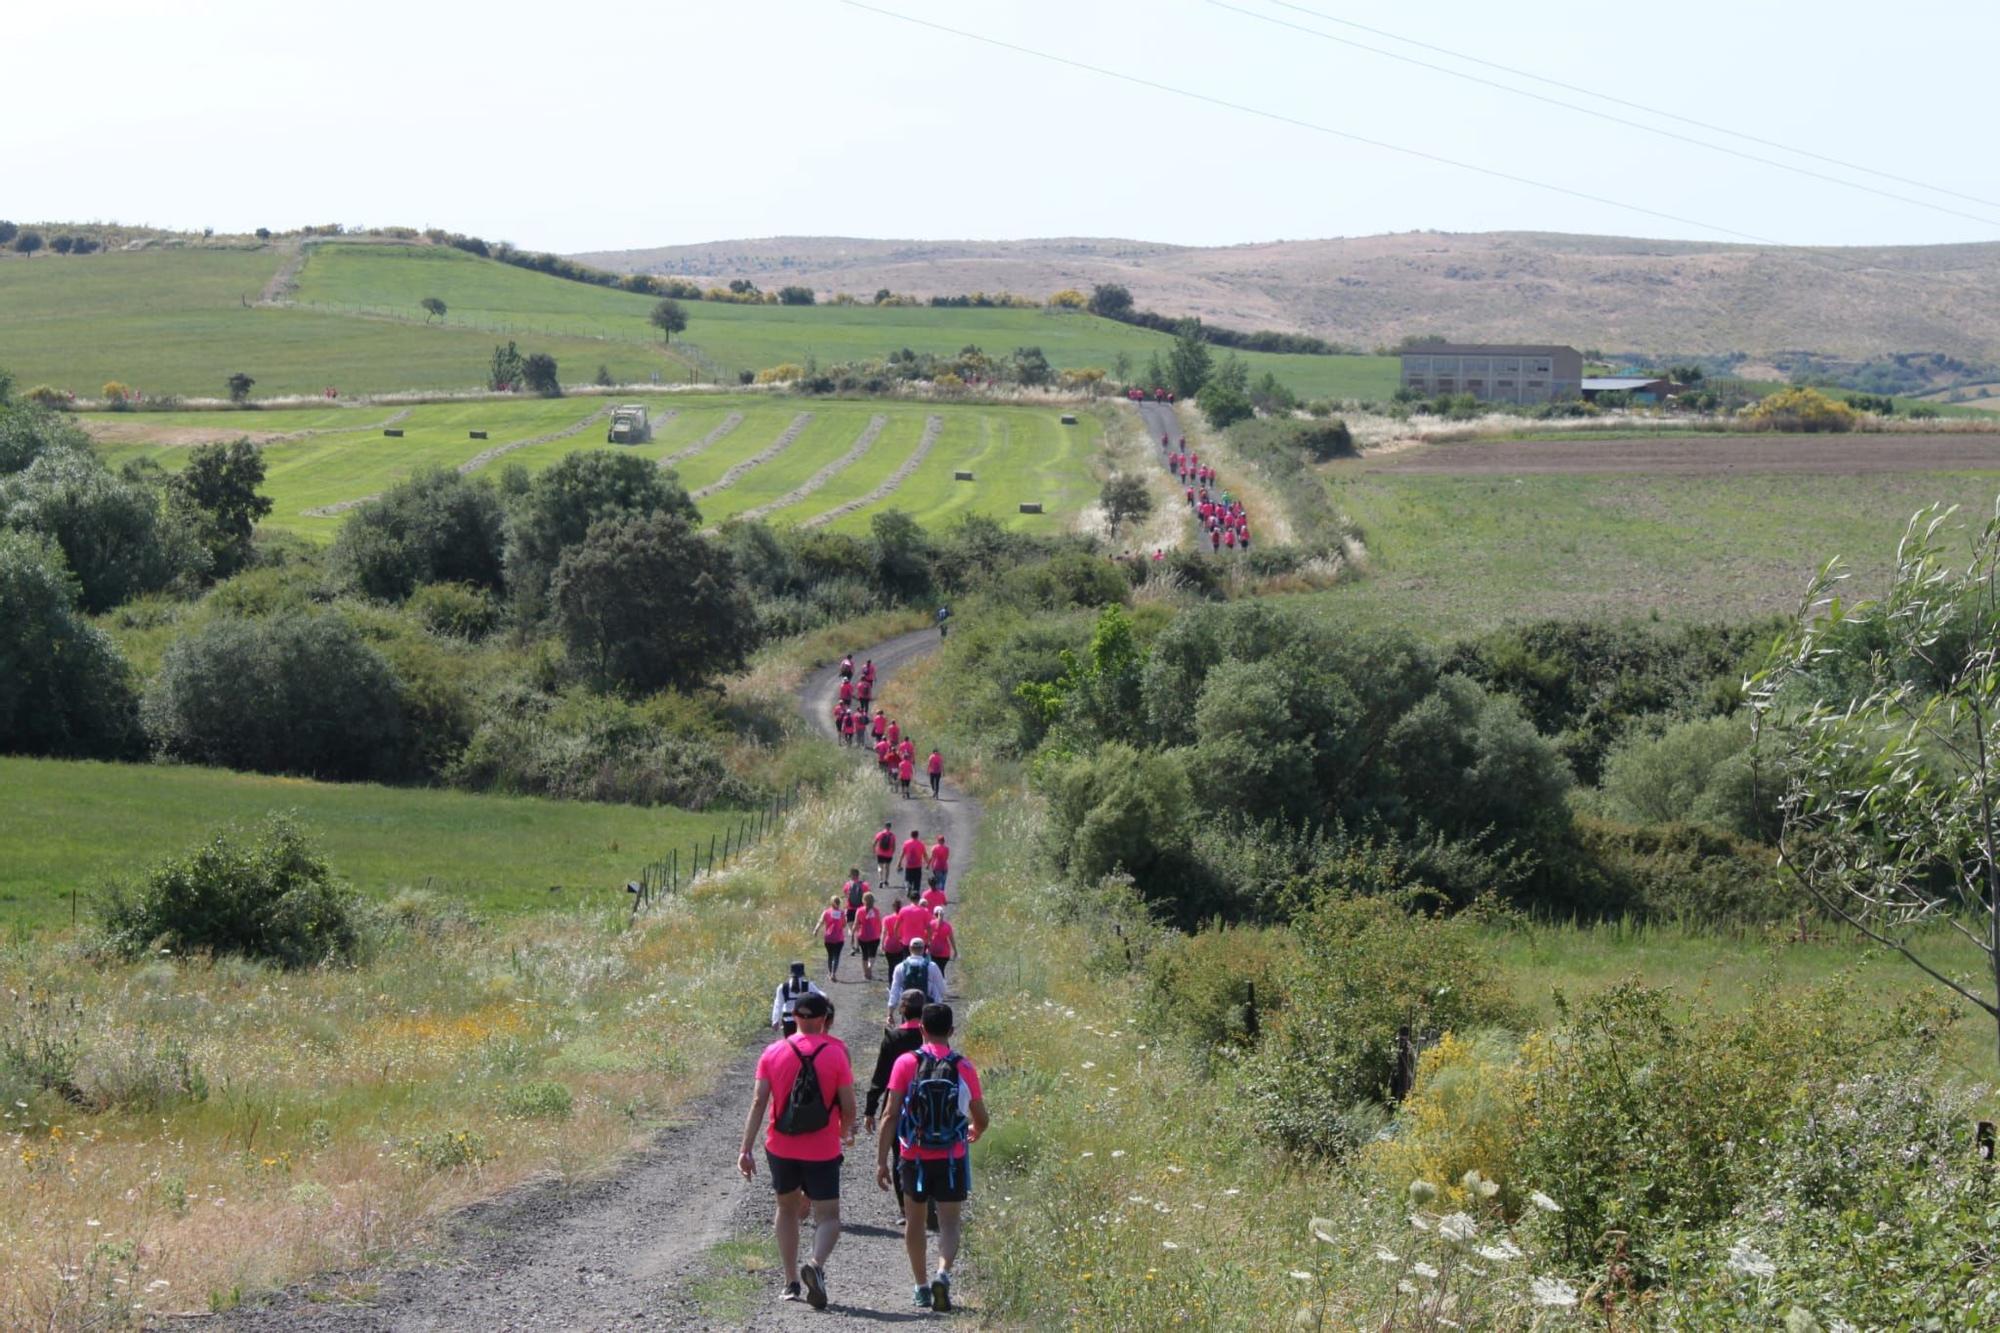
left=293, top=242, right=1398, bottom=399
left=1314, top=467, right=2000, bottom=635
left=89, top=394, right=1107, bottom=538
left=0, top=756, right=742, bottom=930
left=0, top=249, right=682, bottom=399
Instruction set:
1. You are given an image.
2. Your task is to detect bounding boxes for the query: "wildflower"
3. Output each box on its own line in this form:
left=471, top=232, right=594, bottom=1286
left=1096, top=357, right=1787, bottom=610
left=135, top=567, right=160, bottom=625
left=1461, top=1169, right=1500, bottom=1199
left=1411, top=1262, right=1440, bottom=1280
left=1398, top=1280, right=1418, bottom=1295
left=1438, top=1212, right=1478, bottom=1243
left=1309, top=1217, right=1339, bottom=1245
left=1407, top=1179, right=1439, bottom=1206
left=1477, top=1239, right=1523, bottom=1263
left=1223, top=1187, right=1241, bottom=1196
left=1080, top=1151, right=1094, bottom=1159
left=1531, top=1276, right=1578, bottom=1307
left=1110, top=1150, right=1126, bottom=1159
left=1529, top=1190, right=1562, bottom=1213
left=86, top=1219, right=100, bottom=1228
left=1161, top=1241, right=1180, bottom=1251
left=1727, top=1239, right=1776, bottom=1280
left=1166, top=1165, right=1184, bottom=1174
left=1373, top=1248, right=1400, bottom=1264
left=1288, top=1270, right=1314, bottom=1281
left=1080, top=1061, right=1097, bottom=1070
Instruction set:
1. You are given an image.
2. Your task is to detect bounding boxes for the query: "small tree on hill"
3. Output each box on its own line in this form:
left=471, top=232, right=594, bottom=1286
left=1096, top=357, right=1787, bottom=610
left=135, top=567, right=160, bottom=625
left=12, top=231, right=44, bottom=255
left=1168, top=321, right=1214, bottom=400
left=51, top=236, right=74, bottom=255
left=1011, top=346, right=1054, bottom=387
left=1089, top=283, right=1134, bottom=319
left=0, top=222, right=17, bottom=246
left=1101, top=473, right=1152, bottom=535
left=595, top=363, right=614, bottom=387
left=225, top=372, right=255, bottom=404
left=169, top=438, right=273, bottom=579
left=650, top=297, right=688, bottom=344
left=490, top=341, right=525, bottom=391
left=777, top=285, right=815, bottom=306
left=420, top=296, right=447, bottom=323
left=521, top=353, right=561, bottom=397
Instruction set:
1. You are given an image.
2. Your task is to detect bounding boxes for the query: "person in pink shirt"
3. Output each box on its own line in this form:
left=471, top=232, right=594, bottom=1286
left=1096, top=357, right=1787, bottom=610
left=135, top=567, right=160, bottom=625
left=875, top=1003, right=988, bottom=1312
left=740, top=992, right=857, bottom=1308
left=818, top=895, right=847, bottom=980
left=880, top=907, right=908, bottom=980
left=871, top=709, right=888, bottom=742
left=897, top=755, right=915, bottom=798
left=927, top=910, right=955, bottom=973
left=854, top=890, right=884, bottom=980
left=886, top=719, right=901, bottom=750
left=1224, top=528, right=1237, bottom=551
left=926, top=834, right=950, bottom=893
left=920, top=881, right=948, bottom=913
left=926, top=748, right=943, bottom=799
left=837, top=676, right=854, bottom=707
left=899, top=830, right=928, bottom=898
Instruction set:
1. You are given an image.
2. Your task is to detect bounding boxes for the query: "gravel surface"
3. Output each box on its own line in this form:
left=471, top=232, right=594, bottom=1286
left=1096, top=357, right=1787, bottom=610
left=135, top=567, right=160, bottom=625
left=209, top=627, right=979, bottom=1330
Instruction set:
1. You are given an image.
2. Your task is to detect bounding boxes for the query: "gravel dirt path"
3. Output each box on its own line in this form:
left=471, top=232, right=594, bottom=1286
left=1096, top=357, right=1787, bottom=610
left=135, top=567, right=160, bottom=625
left=209, top=628, right=977, bottom=1330
left=692, top=413, right=814, bottom=502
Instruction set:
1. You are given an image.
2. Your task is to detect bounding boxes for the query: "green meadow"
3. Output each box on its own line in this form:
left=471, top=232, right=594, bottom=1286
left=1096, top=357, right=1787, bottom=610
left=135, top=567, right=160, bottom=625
left=0, top=756, right=743, bottom=930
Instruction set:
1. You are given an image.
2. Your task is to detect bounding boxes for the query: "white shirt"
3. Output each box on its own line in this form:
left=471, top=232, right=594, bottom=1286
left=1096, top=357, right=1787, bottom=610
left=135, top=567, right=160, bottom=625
left=771, top=976, right=827, bottom=1028
left=885, top=956, right=945, bottom=1019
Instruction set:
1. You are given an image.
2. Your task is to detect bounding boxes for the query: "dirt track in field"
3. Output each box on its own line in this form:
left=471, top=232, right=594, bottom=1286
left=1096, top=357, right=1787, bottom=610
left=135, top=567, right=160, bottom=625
left=209, top=629, right=978, bottom=1330
left=1366, top=433, right=2000, bottom=476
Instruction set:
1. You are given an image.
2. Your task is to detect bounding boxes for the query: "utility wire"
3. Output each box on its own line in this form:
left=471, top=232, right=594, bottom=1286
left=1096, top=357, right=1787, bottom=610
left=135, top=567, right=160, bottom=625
left=836, top=0, right=1783, bottom=247
left=1254, top=0, right=2000, bottom=216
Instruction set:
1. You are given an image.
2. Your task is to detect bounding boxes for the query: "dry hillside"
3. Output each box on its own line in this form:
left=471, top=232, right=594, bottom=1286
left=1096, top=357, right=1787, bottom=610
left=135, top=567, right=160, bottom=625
left=572, top=231, right=2000, bottom=362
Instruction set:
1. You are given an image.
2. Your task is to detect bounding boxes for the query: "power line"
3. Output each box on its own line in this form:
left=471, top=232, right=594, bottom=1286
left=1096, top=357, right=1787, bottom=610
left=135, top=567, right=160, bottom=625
left=835, top=0, right=1784, bottom=247
left=1209, top=0, right=2000, bottom=232
left=1253, top=0, right=2000, bottom=217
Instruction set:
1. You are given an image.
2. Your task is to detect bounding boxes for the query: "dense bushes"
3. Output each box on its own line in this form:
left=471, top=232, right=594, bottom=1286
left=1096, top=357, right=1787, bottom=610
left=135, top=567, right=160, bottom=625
left=1594, top=712, right=1765, bottom=838
left=1, top=447, right=205, bottom=611
left=143, top=612, right=407, bottom=780
left=0, top=531, right=140, bottom=757
left=100, top=816, right=362, bottom=967
left=504, top=451, right=698, bottom=621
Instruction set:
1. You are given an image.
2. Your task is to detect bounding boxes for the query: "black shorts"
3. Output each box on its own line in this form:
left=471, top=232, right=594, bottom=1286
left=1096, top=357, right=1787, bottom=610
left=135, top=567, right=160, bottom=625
left=768, top=1151, right=842, bottom=1200
left=860, top=939, right=879, bottom=960
left=876, top=855, right=893, bottom=873
left=897, top=1155, right=969, bottom=1204
left=883, top=949, right=907, bottom=974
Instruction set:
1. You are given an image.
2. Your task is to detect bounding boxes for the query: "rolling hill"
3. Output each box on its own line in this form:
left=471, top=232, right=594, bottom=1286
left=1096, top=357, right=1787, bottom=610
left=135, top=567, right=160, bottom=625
left=572, top=230, right=2000, bottom=364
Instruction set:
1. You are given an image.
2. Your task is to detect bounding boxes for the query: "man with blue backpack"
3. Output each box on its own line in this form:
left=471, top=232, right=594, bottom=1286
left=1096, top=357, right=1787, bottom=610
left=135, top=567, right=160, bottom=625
left=875, top=1003, right=989, bottom=1312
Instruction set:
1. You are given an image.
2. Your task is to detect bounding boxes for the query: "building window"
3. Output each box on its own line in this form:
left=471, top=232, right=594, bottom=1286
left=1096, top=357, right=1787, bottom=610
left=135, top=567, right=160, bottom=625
left=1434, top=379, right=1456, bottom=394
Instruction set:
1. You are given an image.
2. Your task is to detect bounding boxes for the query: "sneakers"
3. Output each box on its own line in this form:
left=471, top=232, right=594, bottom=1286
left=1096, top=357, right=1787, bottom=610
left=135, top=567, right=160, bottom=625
left=931, top=1270, right=952, bottom=1313
left=780, top=1281, right=802, bottom=1302
left=800, top=1261, right=828, bottom=1310
left=912, top=1283, right=933, bottom=1309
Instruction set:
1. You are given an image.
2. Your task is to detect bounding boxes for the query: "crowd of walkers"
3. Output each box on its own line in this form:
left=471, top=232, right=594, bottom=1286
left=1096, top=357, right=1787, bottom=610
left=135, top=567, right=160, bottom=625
left=1164, top=430, right=1254, bottom=554
left=738, top=649, right=988, bottom=1314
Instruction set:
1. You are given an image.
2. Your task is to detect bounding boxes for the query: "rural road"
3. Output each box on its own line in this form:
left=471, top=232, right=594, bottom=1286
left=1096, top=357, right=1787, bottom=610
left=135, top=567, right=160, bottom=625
left=213, top=627, right=980, bottom=1330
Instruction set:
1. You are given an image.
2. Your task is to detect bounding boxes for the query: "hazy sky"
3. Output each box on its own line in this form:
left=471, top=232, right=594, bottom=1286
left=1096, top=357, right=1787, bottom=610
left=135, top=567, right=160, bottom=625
left=9, top=0, right=1998, bottom=254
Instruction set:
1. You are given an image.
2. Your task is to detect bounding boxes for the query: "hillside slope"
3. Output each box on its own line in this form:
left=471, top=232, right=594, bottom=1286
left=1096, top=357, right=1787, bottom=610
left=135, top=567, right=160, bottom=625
left=572, top=231, right=2000, bottom=361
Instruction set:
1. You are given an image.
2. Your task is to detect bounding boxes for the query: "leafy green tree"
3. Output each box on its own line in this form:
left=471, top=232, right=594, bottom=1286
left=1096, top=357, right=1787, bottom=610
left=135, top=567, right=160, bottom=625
left=331, top=467, right=508, bottom=601
left=50, top=235, right=73, bottom=255
left=1248, top=370, right=1297, bottom=415
left=1042, top=741, right=1195, bottom=889
left=225, top=371, right=255, bottom=403
left=168, top=438, right=272, bottom=579
left=1112, top=350, right=1133, bottom=384
left=489, top=340, right=525, bottom=391
left=420, top=296, right=447, bottom=323
left=1144, top=351, right=1169, bottom=391
left=1089, top=283, right=1134, bottom=319
left=649, top=297, right=688, bottom=343
left=0, top=531, right=140, bottom=758
left=1100, top=473, right=1152, bottom=534
left=0, top=449, right=204, bottom=611
left=776, top=285, right=815, bottom=306
left=594, top=363, right=614, bottom=387
left=1752, top=505, right=2000, bottom=1066
left=0, top=398, right=89, bottom=473
left=1198, top=376, right=1252, bottom=429
left=143, top=612, right=406, bottom=779
left=1167, top=320, right=1212, bottom=399
left=1010, top=345, right=1053, bottom=387
left=0, top=222, right=16, bottom=246
left=504, top=450, right=699, bottom=622
left=870, top=509, right=932, bottom=601
left=550, top=511, right=756, bottom=692
left=11, top=231, right=42, bottom=255
left=521, top=352, right=561, bottom=397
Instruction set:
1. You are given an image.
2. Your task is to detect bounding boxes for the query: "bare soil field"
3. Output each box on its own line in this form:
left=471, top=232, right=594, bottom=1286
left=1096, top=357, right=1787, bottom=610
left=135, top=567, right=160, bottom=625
left=1365, top=433, right=2000, bottom=477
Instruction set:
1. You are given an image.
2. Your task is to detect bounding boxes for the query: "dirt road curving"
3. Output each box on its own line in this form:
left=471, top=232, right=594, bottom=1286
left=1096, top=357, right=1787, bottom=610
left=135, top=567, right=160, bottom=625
left=212, top=628, right=977, bottom=1330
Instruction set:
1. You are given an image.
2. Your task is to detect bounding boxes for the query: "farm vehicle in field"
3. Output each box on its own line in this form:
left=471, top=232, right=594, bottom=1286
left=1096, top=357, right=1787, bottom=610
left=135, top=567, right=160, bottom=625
left=607, top=404, right=652, bottom=444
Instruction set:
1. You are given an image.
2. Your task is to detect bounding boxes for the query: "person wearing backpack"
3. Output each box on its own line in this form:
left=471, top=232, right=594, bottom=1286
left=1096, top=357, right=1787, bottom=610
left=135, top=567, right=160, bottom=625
left=839, top=654, right=854, bottom=681
left=770, top=962, right=827, bottom=1038
left=872, top=821, right=896, bottom=887
left=885, top=936, right=944, bottom=1022
left=842, top=870, right=867, bottom=952
left=854, top=891, right=883, bottom=981
left=876, top=1003, right=988, bottom=1311
left=899, top=829, right=928, bottom=898
left=739, top=992, right=857, bottom=1309
left=865, top=988, right=931, bottom=1218
left=926, top=748, right=943, bottom=799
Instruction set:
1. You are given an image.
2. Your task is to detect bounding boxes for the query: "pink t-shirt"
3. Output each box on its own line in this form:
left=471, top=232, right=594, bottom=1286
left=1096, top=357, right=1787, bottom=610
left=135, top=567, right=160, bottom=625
left=855, top=906, right=882, bottom=942
left=887, top=723, right=900, bottom=748
left=901, top=837, right=927, bottom=870
left=896, top=902, right=933, bottom=944
left=920, top=887, right=948, bottom=911
left=757, top=1033, right=853, bottom=1162
left=883, top=914, right=905, bottom=951
left=820, top=908, right=845, bottom=942
left=927, top=752, right=943, bottom=776
left=928, top=916, right=955, bottom=958
left=928, top=842, right=950, bottom=872
left=898, top=759, right=915, bottom=782
left=887, top=1042, right=981, bottom=1161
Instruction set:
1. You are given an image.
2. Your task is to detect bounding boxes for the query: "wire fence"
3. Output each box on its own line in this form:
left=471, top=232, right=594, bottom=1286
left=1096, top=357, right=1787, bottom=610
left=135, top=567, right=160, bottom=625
left=624, top=785, right=805, bottom=918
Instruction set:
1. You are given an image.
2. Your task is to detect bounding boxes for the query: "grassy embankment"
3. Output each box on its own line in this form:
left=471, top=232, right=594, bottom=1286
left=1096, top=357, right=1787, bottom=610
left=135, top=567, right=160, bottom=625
left=0, top=248, right=682, bottom=399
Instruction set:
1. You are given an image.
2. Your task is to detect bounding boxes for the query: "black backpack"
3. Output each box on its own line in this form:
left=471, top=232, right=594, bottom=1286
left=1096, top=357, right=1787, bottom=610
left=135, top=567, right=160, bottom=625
left=773, top=1038, right=831, bottom=1136
left=897, top=1049, right=968, bottom=1154
left=894, top=957, right=929, bottom=999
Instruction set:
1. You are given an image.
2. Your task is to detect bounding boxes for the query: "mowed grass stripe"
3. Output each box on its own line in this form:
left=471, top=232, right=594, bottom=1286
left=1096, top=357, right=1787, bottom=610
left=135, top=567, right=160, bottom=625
left=736, top=412, right=889, bottom=522
left=656, top=406, right=816, bottom=494
left=825, top=408, right=1097, bottom=533
left=760, top=412, right=930, bottom=526
left=0, top=756, right=742, bottom=930
left=694, top=411, right=861, bottom=518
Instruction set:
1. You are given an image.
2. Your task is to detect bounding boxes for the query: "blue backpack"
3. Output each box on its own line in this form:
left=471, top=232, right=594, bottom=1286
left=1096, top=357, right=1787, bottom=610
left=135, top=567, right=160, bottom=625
left=897, top=1049, right=970, bottom=1189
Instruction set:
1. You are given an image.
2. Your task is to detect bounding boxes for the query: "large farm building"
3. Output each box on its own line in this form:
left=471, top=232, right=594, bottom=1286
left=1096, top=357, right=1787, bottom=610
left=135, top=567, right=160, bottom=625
left=1399, top=343, right=1584, bottom=404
